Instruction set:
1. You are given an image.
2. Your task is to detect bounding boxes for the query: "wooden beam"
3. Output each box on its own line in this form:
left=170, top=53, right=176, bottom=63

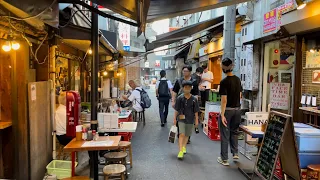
left=293, top=36, right=303, bottom=122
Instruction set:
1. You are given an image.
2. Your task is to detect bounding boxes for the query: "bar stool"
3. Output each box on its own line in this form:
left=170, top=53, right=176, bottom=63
left=135, top=110, right=145, bottom=125
left=119, top=141, right=133, bottom=168
left=103, top=164, right=126, bottom=180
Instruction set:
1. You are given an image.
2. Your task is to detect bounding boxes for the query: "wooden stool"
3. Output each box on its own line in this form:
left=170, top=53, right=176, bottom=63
left=103, top=164, right=126, bottom=180
left=135, top=111, right=145, bottom=125
left=104, top=152, right=128, bottom=165
left=119, top=141, right=133, bottom=168
left=61, top=176, right=90, bottom=180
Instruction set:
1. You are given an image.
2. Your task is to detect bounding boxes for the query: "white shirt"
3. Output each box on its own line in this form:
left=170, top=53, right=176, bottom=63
left=55, top=104, right=67, bottom=136
left=155, top=78, right=173, bottom=89
left=201, top=71, right=214, bottom=89
left=128, top=87, right=143, bottom=112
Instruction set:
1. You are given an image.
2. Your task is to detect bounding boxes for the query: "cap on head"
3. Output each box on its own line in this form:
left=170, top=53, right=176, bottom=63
left=182, top=80, right=193, bottom=87
left=221, top=58, right=234, bottom=73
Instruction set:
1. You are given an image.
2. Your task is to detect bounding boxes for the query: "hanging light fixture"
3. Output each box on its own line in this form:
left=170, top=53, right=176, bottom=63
left=296, top=0, right=306, bottom=10
left=11, top=41, right=20, bottom=50
left=88, top=49, right=92, bottom=54
left=310, top=48, right=315, bottom=53
left=2, top=41, right=11, bottom=52
left=103, top=71, right=108, bottom=76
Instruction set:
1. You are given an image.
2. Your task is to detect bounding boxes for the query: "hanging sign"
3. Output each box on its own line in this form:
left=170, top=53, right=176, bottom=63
left=306, top=51, right=320, bottom=68
left=263, top=9, right=277, bottom=33
left=270, top=82, right=290, bottom=110
left=155, top=60, right=160, bottom=67
left=118, top=22, right=131, bottom=51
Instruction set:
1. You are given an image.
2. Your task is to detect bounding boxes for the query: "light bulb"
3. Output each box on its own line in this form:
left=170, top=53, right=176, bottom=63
left=2, top=41, right=11, bottom=52
left=11, top=41, right=20, bottom=50
left=103, top=71, right=108, bottom=76
left=297, top=3, right=306, bottom=10
left=88, top=49, right=92, bottom=54
left=310, top=49, right=315, bottom=53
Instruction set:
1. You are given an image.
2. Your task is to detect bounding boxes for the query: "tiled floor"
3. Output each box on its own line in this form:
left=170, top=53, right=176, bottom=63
left=79, top=85, right=254, bottom=180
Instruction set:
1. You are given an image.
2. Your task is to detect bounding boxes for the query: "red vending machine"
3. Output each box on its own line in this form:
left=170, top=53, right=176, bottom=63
left=66, top=91, right=81, bottom=137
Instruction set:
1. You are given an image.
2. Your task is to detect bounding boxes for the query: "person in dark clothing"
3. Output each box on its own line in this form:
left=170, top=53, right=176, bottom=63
left=156, top=70, right=173, bottom=127
left=172, top=65, right=199, bottom=144
left=192, top=67, right=204, bottom=106
left=217, top=58, right=243, bottom=166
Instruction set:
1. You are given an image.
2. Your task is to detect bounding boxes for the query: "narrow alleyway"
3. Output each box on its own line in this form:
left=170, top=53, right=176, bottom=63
left=80, top=85, right=252, bottom=179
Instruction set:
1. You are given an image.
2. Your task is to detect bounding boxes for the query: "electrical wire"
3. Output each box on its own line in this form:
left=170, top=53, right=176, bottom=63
left=0, top=0, right=57, bottom=21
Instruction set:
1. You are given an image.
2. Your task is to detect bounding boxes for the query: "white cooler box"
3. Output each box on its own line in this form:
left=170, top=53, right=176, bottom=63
left=244, top=112, right=268, bottom=143
left=295, top=127, right=320, bottom=153
left=204, top=102, right=220, bottom=121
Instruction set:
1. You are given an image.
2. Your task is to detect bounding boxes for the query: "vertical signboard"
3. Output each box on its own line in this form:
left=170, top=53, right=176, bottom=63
left=155, top=60, right=160, bottom=67
left=270, top=82, right=290, bottom=110
left=118, top=22, right=131, bottom=51
left=263, top=9, right=277, bottom=33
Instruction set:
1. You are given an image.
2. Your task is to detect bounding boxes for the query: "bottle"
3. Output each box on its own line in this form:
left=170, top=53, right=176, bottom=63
left=93, top=130, right=99, bottom=141
left=82, top=128, right=86, bottom=140
left=84, top=129, right=87, bottom=140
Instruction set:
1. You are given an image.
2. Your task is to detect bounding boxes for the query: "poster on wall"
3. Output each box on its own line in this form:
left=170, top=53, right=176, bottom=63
left=56, top=57, right=69, bottom=93
left=312, top=70, right=320, bottom=84
left=263, top=9, right=277, bottom=33
left=270, top=82, right=290, bottom=110
left=306, top=51, right=320, bottom=68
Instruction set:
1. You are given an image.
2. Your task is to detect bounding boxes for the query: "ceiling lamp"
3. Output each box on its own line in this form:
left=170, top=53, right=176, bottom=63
left=310, top=48, right=315, bottom=53
left=88, top=49, right=92, bottom=54
left=103, top=71, right=108, bottom=76
left=2, top=41, right=11, bottom=52
left=296, top=0, right=306, bottom=10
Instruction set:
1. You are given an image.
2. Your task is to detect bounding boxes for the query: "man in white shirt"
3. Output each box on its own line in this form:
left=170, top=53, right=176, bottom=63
left=200, top=64, right=214, bottom=108
left=55, top=92, right=73, bottom=146
left=123, top=80, right=143, bottom=112
left=156, top=70, right=173, bottom=127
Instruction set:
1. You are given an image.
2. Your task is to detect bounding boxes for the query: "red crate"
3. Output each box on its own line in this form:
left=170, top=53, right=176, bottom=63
left=208, top=128, right=220, bottom=141
left=208, top=119, right=218, bottom=129
left=119, top=132, right=132, bottom=141
left=208, top=112, right=219, bottom=128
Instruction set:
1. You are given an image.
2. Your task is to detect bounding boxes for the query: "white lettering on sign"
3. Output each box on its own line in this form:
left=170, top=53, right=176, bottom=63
left=270, top=82, right=290, bottom=110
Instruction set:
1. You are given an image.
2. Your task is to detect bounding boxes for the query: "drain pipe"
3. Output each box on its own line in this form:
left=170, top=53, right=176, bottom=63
left=49, top=45, right=57, bottom=159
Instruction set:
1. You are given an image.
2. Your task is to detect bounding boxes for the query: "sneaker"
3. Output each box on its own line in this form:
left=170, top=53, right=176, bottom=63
left=161, top=123, right=165, bottom=127
left=233, top=154, right=239, bottom=160
left=217, top=157, right=229, bottom=166
left=177, top=151, right=184, bottom=159
left=182, top=147, right=187, bottom=154
left=187, top=139, right=191, bottom=144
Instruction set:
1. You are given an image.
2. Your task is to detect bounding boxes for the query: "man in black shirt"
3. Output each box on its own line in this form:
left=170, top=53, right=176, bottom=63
left=217, top=58, right=243, bottom=166
left=172, top=65, right=199, bottom=144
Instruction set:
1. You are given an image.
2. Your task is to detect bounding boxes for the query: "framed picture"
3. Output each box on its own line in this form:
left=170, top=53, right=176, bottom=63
left=278, top=70, right=292, bottom=85
left=312, top=70, right=320, bottom=84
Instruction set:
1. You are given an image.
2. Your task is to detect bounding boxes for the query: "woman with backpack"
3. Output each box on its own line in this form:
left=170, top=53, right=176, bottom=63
left=156, top=70, right=173, bottom=127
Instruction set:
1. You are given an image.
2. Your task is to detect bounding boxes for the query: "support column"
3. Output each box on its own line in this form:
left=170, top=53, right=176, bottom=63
left=223, top=5, right=237, bottom=61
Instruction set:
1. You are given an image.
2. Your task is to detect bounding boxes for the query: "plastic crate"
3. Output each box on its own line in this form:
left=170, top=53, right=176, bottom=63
left=208, top=128, right=220, bottom=141
left=46, top=160, right=78, bottom=179
left=209, top=91, right=221, bottom=102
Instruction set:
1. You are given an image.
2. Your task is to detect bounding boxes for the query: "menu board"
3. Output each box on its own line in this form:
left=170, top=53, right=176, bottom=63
left=270, top=83, right=290, bottom=110
left=256, top=113, right=286, bottom=179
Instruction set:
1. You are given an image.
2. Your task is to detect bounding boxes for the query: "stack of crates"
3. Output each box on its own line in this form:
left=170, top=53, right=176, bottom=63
left=207, top=112, right=220, bottom=141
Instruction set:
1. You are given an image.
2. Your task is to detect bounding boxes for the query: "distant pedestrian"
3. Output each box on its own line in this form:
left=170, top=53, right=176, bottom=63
left=192, top=67, right=204, bottom=105
left=173, top=80, right=199, bottom=159
left=156, top=70, right=173, bottom=127
left=200, top=64, right=214, bottom=107
left=217, top=58, right=243, bottom=166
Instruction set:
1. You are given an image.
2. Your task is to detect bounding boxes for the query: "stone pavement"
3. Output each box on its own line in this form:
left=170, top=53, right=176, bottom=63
left=79, top=85, right=253, bottom=180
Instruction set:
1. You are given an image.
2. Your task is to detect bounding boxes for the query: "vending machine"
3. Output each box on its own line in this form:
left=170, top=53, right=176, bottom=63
left=66, top=91, right=81, bottom=137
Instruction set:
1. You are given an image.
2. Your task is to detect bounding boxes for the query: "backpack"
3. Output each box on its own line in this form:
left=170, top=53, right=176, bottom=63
left=158, top=80, right=170, bottom=97
left=136, top=88, right=152, bottom=109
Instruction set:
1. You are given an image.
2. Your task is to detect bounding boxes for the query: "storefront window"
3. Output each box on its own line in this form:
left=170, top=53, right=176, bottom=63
left=263, top=37, right=295, bottom=114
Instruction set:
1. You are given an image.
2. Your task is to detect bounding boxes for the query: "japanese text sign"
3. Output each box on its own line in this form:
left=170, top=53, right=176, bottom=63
left=263, top=9, right=277, bottom=33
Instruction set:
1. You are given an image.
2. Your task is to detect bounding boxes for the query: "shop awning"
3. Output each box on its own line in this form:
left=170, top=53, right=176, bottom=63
left=146, top=16, right=224, bottom=51
left=281, top=0, right=320, bottom=34
left=162, top=44, right=190, bottom=61
left=59, top=24, right=118, bottom=55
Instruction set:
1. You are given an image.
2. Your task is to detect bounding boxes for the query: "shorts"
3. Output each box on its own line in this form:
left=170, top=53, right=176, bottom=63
left=178, top=122, right=194, bottom=137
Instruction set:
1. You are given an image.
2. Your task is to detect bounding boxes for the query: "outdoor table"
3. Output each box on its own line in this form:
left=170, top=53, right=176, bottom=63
left=64, top=136, right=121, bottom=180
left=238, top=125, right=264, bottom=180
left=99, top=122, right=137, bottom=133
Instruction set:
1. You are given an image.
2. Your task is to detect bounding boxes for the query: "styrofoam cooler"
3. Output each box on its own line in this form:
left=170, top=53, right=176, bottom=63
left=204, top=102, right=220, bottom=121
left=295, top=128, right=320, bottom=152
left=299, top=153, right=320, bottom=169
left=203, top=120, right=208, bottom=136
left=294, top=123, right=313, bottom=128
left=244, top=112, right=268, bottom=143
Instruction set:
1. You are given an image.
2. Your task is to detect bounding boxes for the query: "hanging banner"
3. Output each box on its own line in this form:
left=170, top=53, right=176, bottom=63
left=270, top=82, right=290, bottom=110
left=118, top=22, right=131, bottom=51
left=263, top=9, right=277, bottom=33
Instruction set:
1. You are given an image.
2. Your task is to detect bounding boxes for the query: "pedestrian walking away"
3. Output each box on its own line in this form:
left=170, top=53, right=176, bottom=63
left=156, top=70, right=173, bottom=127
left=217, top=58, right=243, bottom=166
left=172, top=65, right=199, bottom=144
left=200, top=64, right=214, bottom=108
left=173, top=80, right=200, bottom=160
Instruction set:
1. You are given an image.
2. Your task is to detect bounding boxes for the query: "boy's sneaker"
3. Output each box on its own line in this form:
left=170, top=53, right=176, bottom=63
left=182, top=147, right=187, bottom=154
left=217, top=157, right=229, bottom=166
left=177, top=151, right=184, bottom=159
left=233, top=154, right=239, bottom=160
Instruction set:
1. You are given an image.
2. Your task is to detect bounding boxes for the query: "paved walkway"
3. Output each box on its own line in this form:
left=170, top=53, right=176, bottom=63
left=79, top=85, right=253, bottom=179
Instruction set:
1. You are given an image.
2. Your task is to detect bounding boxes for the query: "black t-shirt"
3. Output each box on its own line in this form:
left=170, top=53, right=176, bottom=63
left=191, top=73, right=201, bottom=86
left=219, top=75, right=243, bottom=108
left=174, top=95, right=200, bottom=124
left=173, top=77, right=199, bottom=96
